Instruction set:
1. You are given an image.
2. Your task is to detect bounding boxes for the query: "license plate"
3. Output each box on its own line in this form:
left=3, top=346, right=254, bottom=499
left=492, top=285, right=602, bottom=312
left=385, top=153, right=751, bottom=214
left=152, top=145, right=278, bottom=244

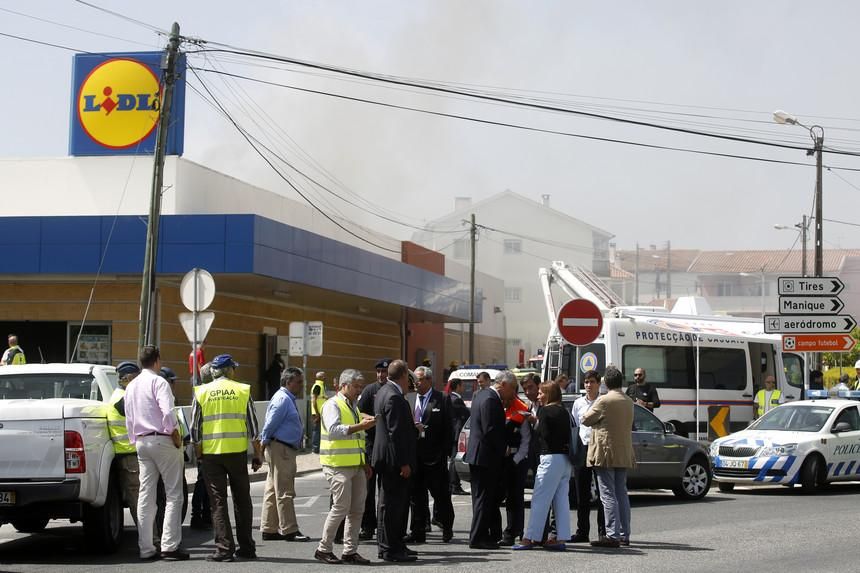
left=720, top=459, right=746, bottom=469
left=0, top=491, right=15, bottom=505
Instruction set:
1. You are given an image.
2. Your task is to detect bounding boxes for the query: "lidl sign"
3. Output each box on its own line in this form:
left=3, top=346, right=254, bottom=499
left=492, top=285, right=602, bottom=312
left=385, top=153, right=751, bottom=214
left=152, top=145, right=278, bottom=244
left=69, top=51, right=186, bottom=156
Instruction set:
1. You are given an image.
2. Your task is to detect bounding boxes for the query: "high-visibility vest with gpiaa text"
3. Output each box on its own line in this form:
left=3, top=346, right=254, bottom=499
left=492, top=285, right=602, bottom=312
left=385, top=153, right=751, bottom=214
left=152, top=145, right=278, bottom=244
left=319, top=395, right=365, bottom=468
left=194, top=378, right=251, bottom=455
left=106, top=388, right=136, bottom=454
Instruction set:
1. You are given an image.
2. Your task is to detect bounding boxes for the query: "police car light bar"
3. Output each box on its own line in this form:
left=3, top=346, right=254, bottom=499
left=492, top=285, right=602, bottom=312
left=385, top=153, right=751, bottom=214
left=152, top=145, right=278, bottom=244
left=836, top=390, right=860, bottom=400
left=806, top=389, right=829, bottom=399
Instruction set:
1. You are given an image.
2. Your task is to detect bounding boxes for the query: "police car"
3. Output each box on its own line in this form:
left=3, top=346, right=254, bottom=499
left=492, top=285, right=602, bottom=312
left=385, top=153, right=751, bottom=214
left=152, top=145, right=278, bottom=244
left=711, top=390, right=860, bottom=493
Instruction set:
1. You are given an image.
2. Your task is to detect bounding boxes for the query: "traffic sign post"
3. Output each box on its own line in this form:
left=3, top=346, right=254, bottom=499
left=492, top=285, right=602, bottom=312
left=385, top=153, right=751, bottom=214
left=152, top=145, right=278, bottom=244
left=764, top=315, right=856, bottom=334
left=180, top=268, right=215, bottom=385
left=782, top=334, right=856, bottom=353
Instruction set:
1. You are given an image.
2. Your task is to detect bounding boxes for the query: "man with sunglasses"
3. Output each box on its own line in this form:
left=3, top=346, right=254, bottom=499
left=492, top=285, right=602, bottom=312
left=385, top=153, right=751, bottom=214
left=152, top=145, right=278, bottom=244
left=625, top=368, right=660, bottom=412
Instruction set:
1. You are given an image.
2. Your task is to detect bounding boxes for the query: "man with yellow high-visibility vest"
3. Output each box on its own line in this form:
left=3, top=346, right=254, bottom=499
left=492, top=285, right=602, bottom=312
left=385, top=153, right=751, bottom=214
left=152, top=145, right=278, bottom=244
left=313, top=369, right=377, bottom=565
left=107, top=360, right=142, bottom=523
left=311, top=371, right=328, bottom=454
left=754, top=375, right=782, bottom=418
left=190, top=354, right=262, bottom=562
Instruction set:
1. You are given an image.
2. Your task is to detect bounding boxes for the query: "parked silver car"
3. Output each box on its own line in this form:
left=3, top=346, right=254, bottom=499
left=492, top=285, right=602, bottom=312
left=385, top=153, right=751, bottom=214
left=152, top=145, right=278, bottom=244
left=454, top=403, right=712, bottom=500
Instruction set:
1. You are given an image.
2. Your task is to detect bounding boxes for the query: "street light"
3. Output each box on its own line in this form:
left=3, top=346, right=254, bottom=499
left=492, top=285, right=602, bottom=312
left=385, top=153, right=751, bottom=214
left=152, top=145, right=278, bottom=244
left=739, top=268, right=766, bottom=318
left=774, top=216, right=809, bottom=277
left=773, top=109, right=824, bottom=277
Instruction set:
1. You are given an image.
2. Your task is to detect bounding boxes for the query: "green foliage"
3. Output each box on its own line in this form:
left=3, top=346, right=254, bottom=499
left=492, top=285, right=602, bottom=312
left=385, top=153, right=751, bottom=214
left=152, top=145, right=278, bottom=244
left=822, top=328, right=860, bottom=386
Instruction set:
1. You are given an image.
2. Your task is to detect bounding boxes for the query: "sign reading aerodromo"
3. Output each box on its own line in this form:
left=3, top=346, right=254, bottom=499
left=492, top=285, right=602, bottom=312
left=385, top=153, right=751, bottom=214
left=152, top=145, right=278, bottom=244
left=69, top=51, right=186, bottom=156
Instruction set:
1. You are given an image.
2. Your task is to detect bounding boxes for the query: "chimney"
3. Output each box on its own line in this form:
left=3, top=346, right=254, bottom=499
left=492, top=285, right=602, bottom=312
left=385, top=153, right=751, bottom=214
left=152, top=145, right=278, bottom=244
left=541, top=194, right=550, bottom=207
left=454, top=196, right=472, bottom=211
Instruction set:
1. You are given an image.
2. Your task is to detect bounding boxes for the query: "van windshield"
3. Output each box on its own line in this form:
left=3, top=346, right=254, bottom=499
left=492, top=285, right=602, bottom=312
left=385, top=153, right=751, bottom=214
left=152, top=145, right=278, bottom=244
left=0, top=374, right=100, bottom=400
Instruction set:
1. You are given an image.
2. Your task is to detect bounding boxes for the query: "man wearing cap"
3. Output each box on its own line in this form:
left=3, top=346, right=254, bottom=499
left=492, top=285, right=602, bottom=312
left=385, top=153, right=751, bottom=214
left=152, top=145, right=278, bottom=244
left=191, top=354, right=263, bottom=562
left=311, top=371, right=327, bottom=454
left=123, top=345, right=188, bottom=561
left=107, top=361, right=142, bottom=524
left=260, top=366, right=310, bottom=543
left=356, top=358, right=391, bottom=540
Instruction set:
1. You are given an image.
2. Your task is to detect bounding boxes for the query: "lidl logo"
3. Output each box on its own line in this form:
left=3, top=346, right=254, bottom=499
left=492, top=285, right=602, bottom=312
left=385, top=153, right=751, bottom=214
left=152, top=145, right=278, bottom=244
left=70, top=52, right=186, bottom=156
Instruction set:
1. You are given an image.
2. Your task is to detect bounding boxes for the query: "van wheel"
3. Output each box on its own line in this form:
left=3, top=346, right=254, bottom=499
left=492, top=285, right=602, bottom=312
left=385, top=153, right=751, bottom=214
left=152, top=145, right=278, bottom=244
left=799, top=454, right=826, bottom=493
left=84, top=475, right=123, bottom=553
left=717, top=482, right=735, bottom=493
left=11, top=517, right=49, bottom=533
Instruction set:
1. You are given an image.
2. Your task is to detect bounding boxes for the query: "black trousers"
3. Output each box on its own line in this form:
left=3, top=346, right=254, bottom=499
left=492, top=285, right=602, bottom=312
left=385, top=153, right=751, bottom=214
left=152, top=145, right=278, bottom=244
left=191, top=462, right=211, bottom=519
left=201, top=453, right=255, bottom=556
left=468, top=464, right=502, bottom=545
left=574, top=464, right=605, bottom=538
left=410, top=460, right=454, bottom=538
left=377, top=468, right=410, bottom=556
left=502, top=457, right=528, bottom=539
left=361, top=465, right=378, bottom=533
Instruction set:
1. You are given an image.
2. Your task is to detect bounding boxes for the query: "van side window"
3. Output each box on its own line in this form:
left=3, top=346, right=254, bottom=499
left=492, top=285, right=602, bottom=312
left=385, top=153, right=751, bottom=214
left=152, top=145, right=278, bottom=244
left=698, top=348, right=746, bottom=390
left=622, top=345, right=690, bottom=388
left=782, top=353, right=804, bottom=389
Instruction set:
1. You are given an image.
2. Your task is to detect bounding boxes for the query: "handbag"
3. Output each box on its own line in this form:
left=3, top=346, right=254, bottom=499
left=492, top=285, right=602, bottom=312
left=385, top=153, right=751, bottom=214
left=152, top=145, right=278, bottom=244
left=567, top=408, right=585, bottom=466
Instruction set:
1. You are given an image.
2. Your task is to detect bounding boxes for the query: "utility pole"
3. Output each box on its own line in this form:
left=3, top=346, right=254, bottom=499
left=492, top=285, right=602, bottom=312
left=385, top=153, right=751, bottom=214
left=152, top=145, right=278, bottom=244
left=634, top=242, right=640, bottom=305
left=468, top=213, right=476, bottom=363
left=813, top=128, right=824, bottom=278
left=800, top=214, right=808, bottom=277
left=138, top=22, right=182, bottom=349
left=666, top=240, right=672, bottom=300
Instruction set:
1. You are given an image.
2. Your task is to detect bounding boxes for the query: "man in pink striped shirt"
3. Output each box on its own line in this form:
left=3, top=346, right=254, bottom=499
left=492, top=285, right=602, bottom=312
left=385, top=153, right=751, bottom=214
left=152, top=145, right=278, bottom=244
left=124, top=345, right=189, bottom=561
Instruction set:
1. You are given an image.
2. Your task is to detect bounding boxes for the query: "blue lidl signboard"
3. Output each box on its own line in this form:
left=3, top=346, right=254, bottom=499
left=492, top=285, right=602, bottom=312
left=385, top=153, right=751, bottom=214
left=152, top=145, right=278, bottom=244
left=69, top=51, right=186, bottom=156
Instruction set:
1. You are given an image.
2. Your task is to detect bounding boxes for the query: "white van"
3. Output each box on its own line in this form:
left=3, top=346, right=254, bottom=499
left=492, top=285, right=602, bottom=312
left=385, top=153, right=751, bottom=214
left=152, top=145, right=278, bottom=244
left=543, top=309, right=805, bottom=438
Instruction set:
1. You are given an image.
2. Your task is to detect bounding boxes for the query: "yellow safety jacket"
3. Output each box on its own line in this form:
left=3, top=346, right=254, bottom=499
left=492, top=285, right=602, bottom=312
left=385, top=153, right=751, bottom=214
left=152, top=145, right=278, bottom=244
left=106, top=388, right=135, bottom=455
left=319, top=394, right=365, bottom=468
left=311, top=379, right=327, bottom=417
left=755, top=389, right=782, bottom=417
left=194, top=378, right=251, bottom=455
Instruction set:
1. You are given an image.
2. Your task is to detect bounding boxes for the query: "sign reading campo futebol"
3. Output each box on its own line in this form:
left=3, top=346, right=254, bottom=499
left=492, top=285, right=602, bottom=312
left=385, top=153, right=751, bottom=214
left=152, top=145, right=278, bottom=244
left=69, top=52, right=187, bottom=156
left=764, top=314, right=857, bottom=334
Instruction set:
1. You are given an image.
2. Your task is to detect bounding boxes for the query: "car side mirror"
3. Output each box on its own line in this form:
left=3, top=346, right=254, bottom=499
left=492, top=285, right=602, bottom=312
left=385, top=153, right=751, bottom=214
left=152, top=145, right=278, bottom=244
left=832, top=422, right=852, bottom=434
left=664, top=421, right=676, bottom=434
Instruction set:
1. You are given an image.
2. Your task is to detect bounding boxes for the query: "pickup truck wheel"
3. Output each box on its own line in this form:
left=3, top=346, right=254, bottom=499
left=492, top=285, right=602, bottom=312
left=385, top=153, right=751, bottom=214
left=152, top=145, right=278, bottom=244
left=11, top=517, right=49, bottom=533
left=84, top=476, right=123, bottom=553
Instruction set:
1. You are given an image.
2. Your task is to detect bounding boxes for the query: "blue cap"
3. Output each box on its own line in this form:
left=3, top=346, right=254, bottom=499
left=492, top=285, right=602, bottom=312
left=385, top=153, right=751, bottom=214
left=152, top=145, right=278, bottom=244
left=375, top=358, right=391, bottom=370
left=116, top=361, right=140, bottom=377
left=212, top=354, right=239, bottom=369
left=160, top=366, right=177, bottom=382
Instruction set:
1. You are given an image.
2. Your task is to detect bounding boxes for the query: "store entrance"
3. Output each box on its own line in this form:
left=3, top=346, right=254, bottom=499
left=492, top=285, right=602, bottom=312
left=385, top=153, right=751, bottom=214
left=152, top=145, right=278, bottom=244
left=0, top=321, right=68, bottom=364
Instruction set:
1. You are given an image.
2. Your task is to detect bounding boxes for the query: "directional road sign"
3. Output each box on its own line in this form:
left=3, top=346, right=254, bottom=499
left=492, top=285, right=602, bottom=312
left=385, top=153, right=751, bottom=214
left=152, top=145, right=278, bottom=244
left=779, top=296, right=844, bottom=315
left=764, top=314, right=856, bottom=334
left=782, top=334, right=857, bottom=353
left=778, top=276, right=844, bottom=296
left=557, top=299, right=603, bottom=346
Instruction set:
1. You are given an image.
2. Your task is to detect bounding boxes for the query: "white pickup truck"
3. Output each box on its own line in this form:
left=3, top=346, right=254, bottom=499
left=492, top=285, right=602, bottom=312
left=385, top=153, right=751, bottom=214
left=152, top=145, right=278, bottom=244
left=0, top=363, right=125, bottom=551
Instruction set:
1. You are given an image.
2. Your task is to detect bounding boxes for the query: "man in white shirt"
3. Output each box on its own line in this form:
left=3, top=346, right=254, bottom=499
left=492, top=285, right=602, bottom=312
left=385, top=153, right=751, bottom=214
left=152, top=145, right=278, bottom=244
left=569, top=370, right=605, bottom=543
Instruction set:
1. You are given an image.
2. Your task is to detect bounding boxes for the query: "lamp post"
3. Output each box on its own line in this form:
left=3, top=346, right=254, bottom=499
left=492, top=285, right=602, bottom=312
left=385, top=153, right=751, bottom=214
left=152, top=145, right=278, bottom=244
left=773, top=110, right=824, bottom=277
left=774, top=215, right=809, bottom=277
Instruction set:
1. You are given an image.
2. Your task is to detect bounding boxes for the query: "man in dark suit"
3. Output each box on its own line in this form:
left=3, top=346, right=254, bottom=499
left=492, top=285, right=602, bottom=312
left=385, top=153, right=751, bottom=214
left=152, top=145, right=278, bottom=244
left=447, top=378, right=470, bottom=496
left=372, top=360, right=418, bottom=562
left=464, top=370, right=518, bottom=550
left=406, top=367, right=454, bottom=544
left=356, top=358, right=390, bottom=540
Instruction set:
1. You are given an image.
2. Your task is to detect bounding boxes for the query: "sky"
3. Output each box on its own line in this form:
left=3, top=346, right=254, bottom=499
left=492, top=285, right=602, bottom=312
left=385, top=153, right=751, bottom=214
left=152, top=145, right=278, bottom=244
left=2, top=1, right=859, bottom=253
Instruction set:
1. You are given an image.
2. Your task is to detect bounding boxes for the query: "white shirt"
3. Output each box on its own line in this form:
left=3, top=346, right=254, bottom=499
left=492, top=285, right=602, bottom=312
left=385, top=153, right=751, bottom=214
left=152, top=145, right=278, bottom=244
left=572, top=394, right=598, bottom=445
left=322, top=393, right=360, bottom=439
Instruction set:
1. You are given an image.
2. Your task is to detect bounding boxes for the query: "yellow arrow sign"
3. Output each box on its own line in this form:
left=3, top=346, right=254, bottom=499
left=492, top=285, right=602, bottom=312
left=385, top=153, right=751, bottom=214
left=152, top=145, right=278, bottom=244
left=709, top=406, right=730, bottom=438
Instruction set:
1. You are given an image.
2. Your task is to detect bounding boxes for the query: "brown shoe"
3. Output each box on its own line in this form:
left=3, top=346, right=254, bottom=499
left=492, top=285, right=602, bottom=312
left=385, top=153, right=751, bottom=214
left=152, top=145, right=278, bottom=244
left=620, top=537, right=630, bottom=546
left=590, top=536, right=621, bottom=548
left=341, top=553, right=370, bottom=564
left=314, top=550, right=342, bottom=564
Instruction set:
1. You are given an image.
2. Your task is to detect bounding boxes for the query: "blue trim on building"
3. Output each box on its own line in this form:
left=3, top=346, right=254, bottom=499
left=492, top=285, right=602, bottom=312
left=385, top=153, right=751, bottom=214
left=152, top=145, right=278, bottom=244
left=0, top=214, right=472, bottom=321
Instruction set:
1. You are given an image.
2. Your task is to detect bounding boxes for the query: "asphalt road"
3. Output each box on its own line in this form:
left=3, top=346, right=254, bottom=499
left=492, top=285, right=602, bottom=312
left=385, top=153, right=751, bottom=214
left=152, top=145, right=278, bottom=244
left=1, top=473, right=859, bottom=573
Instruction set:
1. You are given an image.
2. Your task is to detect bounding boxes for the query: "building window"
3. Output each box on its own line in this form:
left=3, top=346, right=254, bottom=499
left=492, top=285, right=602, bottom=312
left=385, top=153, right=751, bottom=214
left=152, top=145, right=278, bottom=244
left=453, top=239, right=467, bottom=259
left=716, top=282, right=733, bottom=297
left=503, top=239, right=522, bottom=254
left=505, top=287, right=522, bottom=302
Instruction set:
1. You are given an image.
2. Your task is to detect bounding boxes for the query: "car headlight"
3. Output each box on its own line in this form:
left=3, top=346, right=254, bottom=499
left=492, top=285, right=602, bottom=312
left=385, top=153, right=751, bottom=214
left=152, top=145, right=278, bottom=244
left=758, top=443, right=798, bottom=456
left=709, top=442, right=720, bottom=457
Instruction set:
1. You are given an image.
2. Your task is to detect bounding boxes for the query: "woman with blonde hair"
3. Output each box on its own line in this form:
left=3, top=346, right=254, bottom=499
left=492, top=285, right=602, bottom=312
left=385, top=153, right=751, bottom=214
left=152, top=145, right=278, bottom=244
left=512, top=381, right=572, bottom=551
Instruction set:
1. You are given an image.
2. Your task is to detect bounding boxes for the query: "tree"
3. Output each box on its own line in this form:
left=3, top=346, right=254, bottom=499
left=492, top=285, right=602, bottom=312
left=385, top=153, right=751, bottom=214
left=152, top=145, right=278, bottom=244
left=822, top=327, right=860, bottom=384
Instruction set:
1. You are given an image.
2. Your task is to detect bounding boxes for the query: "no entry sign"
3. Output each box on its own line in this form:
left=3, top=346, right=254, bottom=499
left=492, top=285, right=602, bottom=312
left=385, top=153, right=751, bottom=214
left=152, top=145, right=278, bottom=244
left=557, top=299, right=603, bottom=346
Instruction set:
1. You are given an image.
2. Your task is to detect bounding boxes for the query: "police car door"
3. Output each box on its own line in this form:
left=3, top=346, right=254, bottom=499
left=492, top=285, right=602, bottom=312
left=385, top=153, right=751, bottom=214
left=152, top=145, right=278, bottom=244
left=825, top=404, right=860, bottom=482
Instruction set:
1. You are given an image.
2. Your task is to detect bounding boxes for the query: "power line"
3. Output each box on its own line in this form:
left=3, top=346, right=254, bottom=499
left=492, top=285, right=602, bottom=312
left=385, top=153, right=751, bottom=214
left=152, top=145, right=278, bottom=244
left=189, top=65, right=860, bottom=173
left=187, top=69, right=401, bottom=254
left=72, top=0, right=167, bottom=34
left=0, top=6, right=156, bottom=48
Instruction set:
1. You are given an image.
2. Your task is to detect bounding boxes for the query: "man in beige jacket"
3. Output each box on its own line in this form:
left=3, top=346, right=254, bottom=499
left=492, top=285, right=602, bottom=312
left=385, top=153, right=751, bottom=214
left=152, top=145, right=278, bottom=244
left=582, top=365, right=635, bottom=548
